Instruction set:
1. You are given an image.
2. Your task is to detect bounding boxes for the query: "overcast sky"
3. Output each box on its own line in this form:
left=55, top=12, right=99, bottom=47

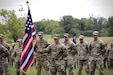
left=0, top=0, right=113, bottom=21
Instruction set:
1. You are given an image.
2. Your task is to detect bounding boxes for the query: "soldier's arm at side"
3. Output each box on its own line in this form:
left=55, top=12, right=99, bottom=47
left=45, top=41, right=50, bottom=48
left=88, top=42, right=92, bottom=55
left=11, top=48, right=16, bottom=58
left=86, top=42, right=90, bottom=53
left=106, top=48, right=109, bottom=56
left=34, top=42, right=37, bottom=52
left=62, top=45, right=68, bottom=58
left=101, top=41, right=106, bottom=56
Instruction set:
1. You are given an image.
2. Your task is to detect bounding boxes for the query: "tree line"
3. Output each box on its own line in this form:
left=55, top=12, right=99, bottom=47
left=0, top=9, right=113, bottom=42
left=34, top=15, right=113, bottom=37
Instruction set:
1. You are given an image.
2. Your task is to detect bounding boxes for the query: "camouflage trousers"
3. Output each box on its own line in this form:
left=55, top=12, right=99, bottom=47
left=0, top=60, right=3, bottom=75
left=9, top=58, right=14, bottom=66
left=3, top=62, right=9, bottom=75
left=36, top=60, right=50, bottom=75
left=78, top=60, right=89, bottom=75
left=65, top=56, right=75, bottom=75
left=50, top=60, right=66, bottom=75
left=15, top=62, right=26, bottom=75
left=103, top=57, right=108, bottom=68
left=108, top=58, right=113, bottom=69
left=89, top=57, right=104, bottom=75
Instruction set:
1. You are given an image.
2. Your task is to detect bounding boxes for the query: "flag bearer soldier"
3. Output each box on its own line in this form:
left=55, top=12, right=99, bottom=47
left=34, top=32, right=50, bottom=75
left=89, top=31, right=105, bottom=75
left=40, top=34, right=67, bottom=75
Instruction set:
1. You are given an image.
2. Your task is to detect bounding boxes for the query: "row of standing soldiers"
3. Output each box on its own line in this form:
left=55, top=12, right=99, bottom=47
left=33, top=31, right=113, bottom=75
left=0, top=31, right=113, bottom=75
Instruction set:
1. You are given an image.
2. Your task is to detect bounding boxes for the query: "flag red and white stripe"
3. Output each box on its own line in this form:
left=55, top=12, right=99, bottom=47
left=20, top=8, right=36, bottom=73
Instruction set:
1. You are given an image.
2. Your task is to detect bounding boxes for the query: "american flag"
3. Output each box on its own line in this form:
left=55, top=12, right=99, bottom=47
left=72, top=33, right=76, bottom=44
left=20, top=8, right=36, bottom=73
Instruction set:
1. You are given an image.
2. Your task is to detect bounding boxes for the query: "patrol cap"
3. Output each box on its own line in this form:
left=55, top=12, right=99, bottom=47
left=64, top=33, right=69, bottom=37
left=17, top=39, right=22, bottom=42
left=54, top=34, right=60, bottom=39
left=79, top=35, right=84, bottom=39
left=93, top=31, right=99, bottom=35
left=38, top=31, right=44, bottom=36
left=0, top=34, right=4, bottom=38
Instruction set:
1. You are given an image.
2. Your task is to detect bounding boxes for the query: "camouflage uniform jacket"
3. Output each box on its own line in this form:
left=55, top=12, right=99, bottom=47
left=76, top=41, right=89, bottom=60
left=0, top=44, right=9, bottom=59
left=42, top=43, right=67, bottom=62
left=62, top=40, right=77, bottom=56
left=89, top=39, right=105, bottom=60
left=12, top=46, right=22, bottom=62
left=108, top=47, right=113, bottom=59
left=34, top=39, right=49, bottom=61
left=1, top=42, right=10, bottom=63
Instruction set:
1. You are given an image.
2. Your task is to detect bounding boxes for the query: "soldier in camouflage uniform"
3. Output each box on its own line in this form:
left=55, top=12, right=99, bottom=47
left=76, top=35, right=89, bottom=75
left=89, top=31, right=105, bottom=75
left=10, top=43, right=15, bottom=66
left=34, top=32, right=50, bottom=75
left=12, top=39, right=26, bottom=75
left=62, top=33, right=77, bottom=75
left=40, top=34, right=67, bottom=75
left=103, top=43, right=108, bottom=68
left=0, top=34, right=10, bottom=75
left=108, top=42, right=113, bottom=69
left=0, top=35, right=9, bottom=75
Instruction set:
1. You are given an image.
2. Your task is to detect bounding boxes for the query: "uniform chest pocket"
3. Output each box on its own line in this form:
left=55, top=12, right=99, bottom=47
left=78, top=45, right=86, bottom=50
left=39, top=43, right=46, bottom=48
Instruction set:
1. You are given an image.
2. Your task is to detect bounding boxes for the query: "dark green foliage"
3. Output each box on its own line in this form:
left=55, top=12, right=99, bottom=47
left=0, top=9, right=25, bottom=42
left=34, top=15, right=113, bottom=37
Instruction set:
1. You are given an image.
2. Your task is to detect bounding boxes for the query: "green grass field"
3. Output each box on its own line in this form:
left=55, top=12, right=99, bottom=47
left=9, top=65, right=113, bottom=75
left=43, top=35, right=113, bottom=45
left=9, top=36, right=113, bottom=75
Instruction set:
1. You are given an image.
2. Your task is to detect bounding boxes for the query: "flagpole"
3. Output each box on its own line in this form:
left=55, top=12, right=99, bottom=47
left=26, top=0, right=30, bottom=10
left=26, top=1, right=44, bottom=75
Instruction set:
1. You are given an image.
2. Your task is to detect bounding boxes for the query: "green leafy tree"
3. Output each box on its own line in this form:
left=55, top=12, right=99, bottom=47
left=0, top=9, right=25, bottom=42
left=60, top=15, right=75, bottom=33
left=107, top=16, right=113, bottom=36
left=34, top=19, right=64, bottom=36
